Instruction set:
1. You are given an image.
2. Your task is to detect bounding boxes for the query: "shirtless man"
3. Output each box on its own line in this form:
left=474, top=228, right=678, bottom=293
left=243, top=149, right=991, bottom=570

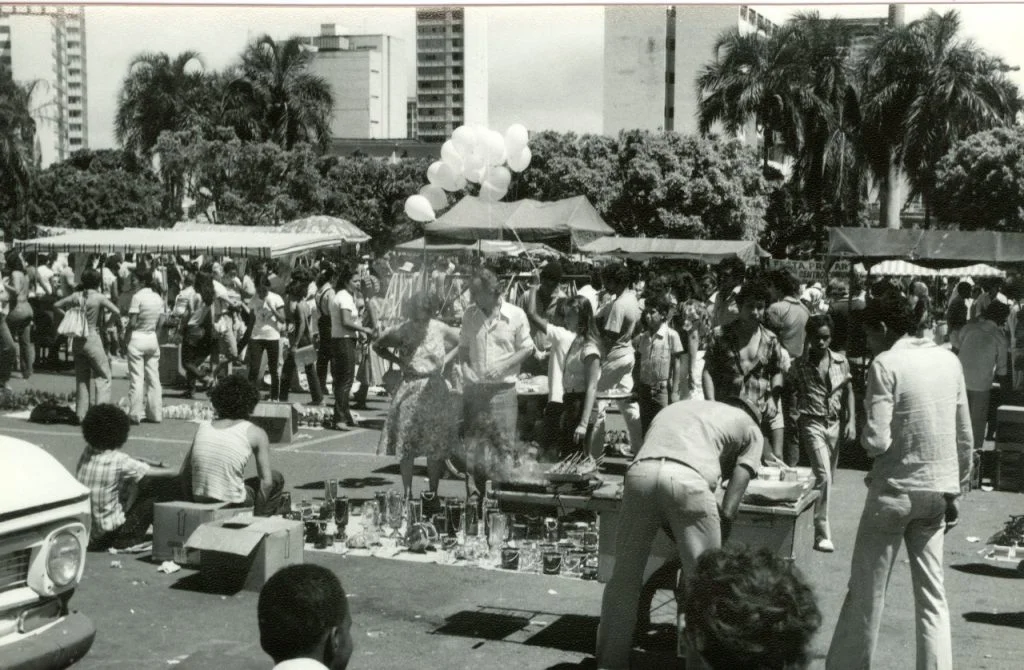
left=703, top=279, right=786, bottom=462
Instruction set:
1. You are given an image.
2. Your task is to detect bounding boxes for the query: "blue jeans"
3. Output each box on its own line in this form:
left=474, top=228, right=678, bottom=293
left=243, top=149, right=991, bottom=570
left=827, top=484, right=952, bottom=670
left=596, top=459, right=720, bottom=670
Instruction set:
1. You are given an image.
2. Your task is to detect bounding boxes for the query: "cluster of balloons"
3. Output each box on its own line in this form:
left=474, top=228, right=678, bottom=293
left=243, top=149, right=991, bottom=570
left=405, top=123, right=533, bottom=223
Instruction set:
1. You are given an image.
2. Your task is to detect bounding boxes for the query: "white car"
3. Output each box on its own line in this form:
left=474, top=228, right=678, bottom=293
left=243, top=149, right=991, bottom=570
left=0, top=435, right=95, bottom=669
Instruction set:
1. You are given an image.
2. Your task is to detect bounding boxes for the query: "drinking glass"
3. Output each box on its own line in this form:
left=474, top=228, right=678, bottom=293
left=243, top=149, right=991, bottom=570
left=387, top=491, right=405, bottom=535
left=487, top=513, right=509, bottom=551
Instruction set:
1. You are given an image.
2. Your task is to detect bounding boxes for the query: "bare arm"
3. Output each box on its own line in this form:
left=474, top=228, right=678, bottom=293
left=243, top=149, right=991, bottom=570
left=702, top=369, right=715, bottom=400
left=574, top=353, right=602, bottom=445
left=524, top=287, right=550, bottom=332
left=341, top=308, right=373, bottom=337
left=720, top=463, right=754, bottom=522
left=372, top=326, right=405, bottom=367
left=249, top=424, right=274, bottom=492
left=843, top=379, right=857, bottom=442
left=54, top=293, right=78, bottom=310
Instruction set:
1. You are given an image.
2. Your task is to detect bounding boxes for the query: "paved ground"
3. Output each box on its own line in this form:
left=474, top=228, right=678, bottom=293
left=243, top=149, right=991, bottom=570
left=4, top=369, right=1024, bottom=669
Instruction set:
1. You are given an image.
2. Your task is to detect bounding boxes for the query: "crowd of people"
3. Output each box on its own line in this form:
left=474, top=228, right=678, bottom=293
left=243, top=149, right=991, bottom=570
left=6, top=242, right=1014, bottom=669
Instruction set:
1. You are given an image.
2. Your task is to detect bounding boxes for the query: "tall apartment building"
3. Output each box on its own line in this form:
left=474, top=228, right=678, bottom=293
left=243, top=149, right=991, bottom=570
left=406, top=97, right=418, bottom=139
left=414, top=6, right=487, bottom=143
left=0, top=5, right=87, bottom=167
left=300, top=24, right=406, bottom=139
left=603, top=5, right=774, bottom=137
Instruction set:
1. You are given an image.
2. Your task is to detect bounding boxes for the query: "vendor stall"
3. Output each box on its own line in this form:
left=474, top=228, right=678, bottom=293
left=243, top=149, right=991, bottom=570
left=394, top=237, right=563, bottom=258
left=579, top=237, right=770, bottom=266
left=172, top=216, right=371, bottom=245
left=423, top=195, right=615, bottom=250
left=494, top=468, right=817, bottom=583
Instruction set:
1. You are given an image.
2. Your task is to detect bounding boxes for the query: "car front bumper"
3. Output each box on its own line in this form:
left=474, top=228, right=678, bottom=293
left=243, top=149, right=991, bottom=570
left=1, top=611, right=95, bottom=670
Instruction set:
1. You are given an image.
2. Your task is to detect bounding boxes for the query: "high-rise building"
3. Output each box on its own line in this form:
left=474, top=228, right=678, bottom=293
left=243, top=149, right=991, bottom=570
left=406, top=97, right=418, bottom=139
left=300, top=24, right=406, bottom=139
left=603, top=5, right=775, bottom=137
left=0, top=5, right=87, bottom=167
left=414, top=6, right=487, bottom=143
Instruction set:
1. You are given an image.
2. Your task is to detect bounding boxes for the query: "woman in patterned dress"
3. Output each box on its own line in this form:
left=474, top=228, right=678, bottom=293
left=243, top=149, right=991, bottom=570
left=373, top=291, right=461, bottom=499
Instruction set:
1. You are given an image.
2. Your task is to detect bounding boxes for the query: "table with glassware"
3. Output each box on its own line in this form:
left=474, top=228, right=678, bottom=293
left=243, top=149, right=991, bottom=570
left=494, top=467, right=819, bottom=583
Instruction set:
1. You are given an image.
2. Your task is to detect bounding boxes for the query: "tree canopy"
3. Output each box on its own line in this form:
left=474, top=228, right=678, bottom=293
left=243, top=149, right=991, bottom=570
left=933, top=126, right=1024, bottom=232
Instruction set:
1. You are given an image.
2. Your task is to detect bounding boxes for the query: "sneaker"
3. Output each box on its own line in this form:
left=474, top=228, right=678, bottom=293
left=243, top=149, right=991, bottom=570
left=814, top=537, right=835, bottom=553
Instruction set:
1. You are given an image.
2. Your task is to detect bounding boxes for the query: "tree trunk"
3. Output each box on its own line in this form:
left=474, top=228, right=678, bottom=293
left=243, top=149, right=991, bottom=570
left=881, top=160, right=903, bottom=229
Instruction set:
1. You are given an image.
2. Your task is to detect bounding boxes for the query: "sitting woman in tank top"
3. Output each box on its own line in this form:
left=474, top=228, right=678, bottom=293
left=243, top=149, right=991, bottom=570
left=184, top=375, right=285, bottom=516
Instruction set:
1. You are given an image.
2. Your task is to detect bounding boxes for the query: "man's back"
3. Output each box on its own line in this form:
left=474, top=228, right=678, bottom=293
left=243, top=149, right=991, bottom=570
left=957, top=319, right=1008, bottom=391
left=766, top=296, right=810, bottom=358
left=863, top=338, right=972, bottom=494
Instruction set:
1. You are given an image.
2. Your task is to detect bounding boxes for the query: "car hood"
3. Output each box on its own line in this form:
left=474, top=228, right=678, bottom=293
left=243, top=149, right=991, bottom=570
left=0, top=436, right=89, bottom=515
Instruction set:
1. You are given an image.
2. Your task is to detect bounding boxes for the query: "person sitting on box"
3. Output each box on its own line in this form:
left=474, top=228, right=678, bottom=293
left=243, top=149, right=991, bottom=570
left=683, top=545, right=821, bottom=670
left=76, top=404, right=178, bottom=551
left=184, top=375, right=286, bottom=516
left=258, top=564, right=353, bottom=670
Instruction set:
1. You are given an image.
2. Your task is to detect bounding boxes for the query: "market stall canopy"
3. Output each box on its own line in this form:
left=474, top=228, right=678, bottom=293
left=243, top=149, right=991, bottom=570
left=829, top=227, right=1024, bottom=264
left=172, top=215, right=370, bottom=244
left=870, top=260, right=1006, bottom=277
left=15, top=228, right=342, bottom=259
left=579, top=237, right=770, bottom=265
left=394, top=237, right=562, bottom=258
left=423, top=196, right=614, bottom=248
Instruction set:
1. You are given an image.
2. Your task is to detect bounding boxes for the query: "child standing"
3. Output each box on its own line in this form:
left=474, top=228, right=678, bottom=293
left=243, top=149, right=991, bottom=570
left=634, top=296, right=684, bottom=436
left=76, top=404, right=176, bottom=551
left=788, top=314, right=856, bottom=553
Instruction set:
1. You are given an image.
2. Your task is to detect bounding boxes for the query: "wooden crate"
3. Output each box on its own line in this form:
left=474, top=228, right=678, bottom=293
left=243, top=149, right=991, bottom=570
left=996, top=406, right=1024, bottom=445
left=995, top=449, right=1024, bottom=493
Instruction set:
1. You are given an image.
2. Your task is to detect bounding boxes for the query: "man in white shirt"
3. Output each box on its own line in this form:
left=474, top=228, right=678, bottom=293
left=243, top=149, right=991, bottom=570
left=827, top=295, right=972, bottom=670
left=258, top=564, right=353, bottom=670
left=957, top=300, right=1010, bottom=450
left=460, top=268, right=534, bottom=497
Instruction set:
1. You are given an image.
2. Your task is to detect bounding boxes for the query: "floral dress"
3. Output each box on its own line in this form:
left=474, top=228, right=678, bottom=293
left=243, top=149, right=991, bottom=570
left=376, top=319, right=458, bottom=462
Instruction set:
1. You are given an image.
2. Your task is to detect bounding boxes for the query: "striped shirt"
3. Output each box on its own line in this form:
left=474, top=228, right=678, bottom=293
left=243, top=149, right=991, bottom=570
left=190, top=421, right=253, bottom=504
left=789, top=350, right=851, bottom=420
left=76, top=446, right=150, bottom=534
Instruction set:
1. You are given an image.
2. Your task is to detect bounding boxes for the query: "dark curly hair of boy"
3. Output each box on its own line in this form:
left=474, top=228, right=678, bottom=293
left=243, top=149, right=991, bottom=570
left=208, top=375, right=261, bottom=420
left=684, top=545, right=821, bottom=670
left=81, top=404, right=131, bottom=450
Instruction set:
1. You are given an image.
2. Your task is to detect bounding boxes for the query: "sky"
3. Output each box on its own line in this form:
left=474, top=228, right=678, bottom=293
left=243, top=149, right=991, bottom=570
left=77, top=3, right=1024, bottom=150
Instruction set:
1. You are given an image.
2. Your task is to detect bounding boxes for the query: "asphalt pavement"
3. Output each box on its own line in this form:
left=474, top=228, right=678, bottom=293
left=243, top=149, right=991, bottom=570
left=3, top=369, right=1024, bottom=669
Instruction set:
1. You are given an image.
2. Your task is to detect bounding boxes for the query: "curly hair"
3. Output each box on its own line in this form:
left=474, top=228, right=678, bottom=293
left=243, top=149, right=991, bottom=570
left=82, top=404, right=131, bottom=450
left=737, top=280, right=771, bottom=308
left=804, top=313, right=835, bottom=337
left=209, top=375, right=261, bottom=420
left=685, top=545, right=821, bottom=670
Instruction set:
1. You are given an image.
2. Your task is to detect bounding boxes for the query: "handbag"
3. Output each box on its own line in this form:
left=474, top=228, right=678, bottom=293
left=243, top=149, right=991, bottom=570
left=57, top=293, right=89, bottom=339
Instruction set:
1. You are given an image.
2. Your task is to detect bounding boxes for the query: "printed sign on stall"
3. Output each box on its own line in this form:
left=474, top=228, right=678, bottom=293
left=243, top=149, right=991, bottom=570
left=768, top=259, right=852, bottom=284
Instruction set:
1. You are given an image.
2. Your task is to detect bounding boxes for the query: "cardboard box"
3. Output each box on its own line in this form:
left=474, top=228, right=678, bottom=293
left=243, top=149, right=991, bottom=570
left=185, top=516, right=304, bottom=592
left=997, top=406, right=1024, bottom=444
left=249, top=401, right=299, bottom=444
left=152, top=501, right=253, bottom=564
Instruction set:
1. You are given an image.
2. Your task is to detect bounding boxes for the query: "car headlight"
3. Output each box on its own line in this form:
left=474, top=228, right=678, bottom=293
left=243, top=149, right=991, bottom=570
left=46, top=531, right=82, bottom=588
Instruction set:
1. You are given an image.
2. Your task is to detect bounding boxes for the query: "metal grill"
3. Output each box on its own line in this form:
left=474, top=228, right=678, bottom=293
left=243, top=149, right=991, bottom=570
left=0, top=549, right=31, bottom=594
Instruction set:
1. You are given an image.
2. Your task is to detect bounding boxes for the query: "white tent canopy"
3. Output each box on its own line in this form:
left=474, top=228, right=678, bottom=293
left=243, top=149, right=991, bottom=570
left=870, top=260, right=1006, bottom=278
left=15, top=228, right=342, bottom=259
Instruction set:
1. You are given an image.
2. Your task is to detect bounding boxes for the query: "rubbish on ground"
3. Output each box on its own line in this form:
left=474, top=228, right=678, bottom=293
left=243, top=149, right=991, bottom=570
left=967, top=536, right=981, bottom=543
left=110, top=560, right=122, bottom=569
left=157, top=561, right=181, bottom=574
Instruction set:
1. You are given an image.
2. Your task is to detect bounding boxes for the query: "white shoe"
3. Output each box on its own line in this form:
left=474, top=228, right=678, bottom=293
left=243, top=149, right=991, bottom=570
left=814, top=537, right=835, bottom=553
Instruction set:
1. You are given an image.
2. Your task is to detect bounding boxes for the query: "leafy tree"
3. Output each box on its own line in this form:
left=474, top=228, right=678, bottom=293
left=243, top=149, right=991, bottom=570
left=115, top=51, right=209, bottom=158
left=156, top=128, right=325, bottom=226
left=510, top=130, right=621, bottom=216
left=859, top=10, right=1020, bottom=227
left=20, top=149, right=163, bottom=234
left=226, top=35, right=333, bottom=150
left=0, top=70, right=42, bottom=239
left=320, top=155, right=435, bottom=254
left=606, top=130, right=770, bottom=240
left=933, top=126, right=1024, bottom=232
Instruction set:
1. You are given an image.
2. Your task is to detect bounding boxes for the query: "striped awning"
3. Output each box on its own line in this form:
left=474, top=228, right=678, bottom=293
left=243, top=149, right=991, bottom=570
left=14, top=229, right=343, bottom=259
left=870, top=260, right=1006, bottom=278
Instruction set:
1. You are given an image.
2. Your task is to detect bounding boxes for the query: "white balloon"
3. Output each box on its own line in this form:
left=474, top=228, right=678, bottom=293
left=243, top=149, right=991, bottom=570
left=452, top=174, right=468, bottom=191
left=452, top=126, right=475, bottom=156
left=504, top=124, right=529, bottom=154
left=486, top=165, right=512, bottom=192
left=441, top=141, right=462, bottom=166
left=404, top=195, right=436, bottom=223
left=483, top=130, right=507, bottom=166
left=508, top=146, right=533, bottom=173
left=478, top=181, right=507, bottom=202
left=419, top=184, right=448, bottom=212
left=462, top=153, right=486, bottom=183
left=426, top=161, right=446, bottom=187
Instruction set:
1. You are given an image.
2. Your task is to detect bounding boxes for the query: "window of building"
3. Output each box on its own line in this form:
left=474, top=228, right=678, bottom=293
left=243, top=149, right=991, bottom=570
left=452, top=67, right=463, bottom=75
left=0, top=41, right=9, bottom=49
left=453, top=94, right=462, bottom=102
left=69, top=96, right=80, bottom=104
left=69, top=110, right=81, bottom=118
left=371, top=68, right=380, bottom=74
left=452, top=25, right=463, bottom=34
left=67, top=41, right=79, bottom=48
left=452, top=107, right=463, bottom=116
left=70, top=138, right=82, bottom=145
left=452, top=53, right=462, bottom=61
left=0, top=26, right=9, bottom=33
left=69, top=68, right=80, bottom=76
left=452, top=39, right=462, bottom=47
left=70, top=124, right=82, bottom=131
left=667, top=38, right=676, bottom=51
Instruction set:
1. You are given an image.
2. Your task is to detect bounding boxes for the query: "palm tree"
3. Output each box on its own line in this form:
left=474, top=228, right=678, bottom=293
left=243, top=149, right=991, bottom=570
left=860, top=10, right=1021, bottom=227
left=0, top=70, right=41, bottom=238
left=115, top=50, right=208, bottom=158
left=226, top=35, right=332, bottom=150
